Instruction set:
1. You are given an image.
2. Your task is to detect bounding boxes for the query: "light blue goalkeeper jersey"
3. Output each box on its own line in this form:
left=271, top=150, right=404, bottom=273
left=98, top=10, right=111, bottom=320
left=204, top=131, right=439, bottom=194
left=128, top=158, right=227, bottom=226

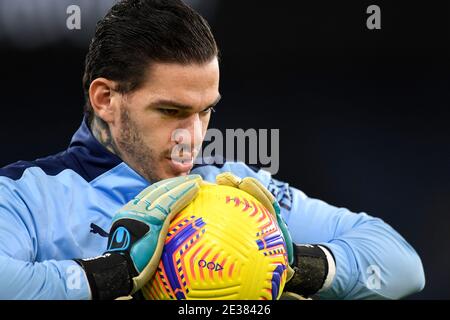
left=0, top=117, right=424, bottom=300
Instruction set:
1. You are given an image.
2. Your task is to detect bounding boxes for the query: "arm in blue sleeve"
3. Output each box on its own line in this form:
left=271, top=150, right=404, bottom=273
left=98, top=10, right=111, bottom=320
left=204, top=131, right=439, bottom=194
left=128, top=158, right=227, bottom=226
left=0, top=184, right=91, bottom=300
left=0, top=256, right=90, bottom=300
left=266, top=177, right=425, bottom=299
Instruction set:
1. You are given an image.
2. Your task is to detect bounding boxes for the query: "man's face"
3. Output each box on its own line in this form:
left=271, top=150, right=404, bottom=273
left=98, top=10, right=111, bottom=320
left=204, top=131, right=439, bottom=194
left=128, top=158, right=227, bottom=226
left=109, top=58, right=220, bottom=182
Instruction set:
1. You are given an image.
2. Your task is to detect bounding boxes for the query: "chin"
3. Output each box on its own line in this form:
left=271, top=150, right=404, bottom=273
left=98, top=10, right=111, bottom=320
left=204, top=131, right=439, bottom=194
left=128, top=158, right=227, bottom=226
left=156, top=170, right=188, bottom=181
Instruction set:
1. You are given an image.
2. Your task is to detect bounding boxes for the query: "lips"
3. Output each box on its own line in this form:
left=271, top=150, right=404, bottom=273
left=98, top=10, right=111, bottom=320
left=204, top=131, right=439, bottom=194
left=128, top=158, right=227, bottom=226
left=166, top=144, right=200, bottom=175
left=166, top=156, right=194, bottom=174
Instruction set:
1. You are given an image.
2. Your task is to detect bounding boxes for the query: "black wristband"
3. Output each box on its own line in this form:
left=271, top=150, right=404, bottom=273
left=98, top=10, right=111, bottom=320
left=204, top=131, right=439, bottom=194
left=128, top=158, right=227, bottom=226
left=284, top=244, right=330, bottom=297
left=74, top=252, right=135, bottom=300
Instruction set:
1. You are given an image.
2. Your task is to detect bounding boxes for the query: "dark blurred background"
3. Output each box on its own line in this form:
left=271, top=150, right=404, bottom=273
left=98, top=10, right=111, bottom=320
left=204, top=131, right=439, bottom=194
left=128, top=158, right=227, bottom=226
left=0, top=0, right=448, bottom=299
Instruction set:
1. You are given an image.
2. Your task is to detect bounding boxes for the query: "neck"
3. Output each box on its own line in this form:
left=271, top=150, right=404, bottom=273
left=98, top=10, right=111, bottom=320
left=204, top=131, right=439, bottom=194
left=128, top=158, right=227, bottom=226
left=90, top=115, right=123, bottom=158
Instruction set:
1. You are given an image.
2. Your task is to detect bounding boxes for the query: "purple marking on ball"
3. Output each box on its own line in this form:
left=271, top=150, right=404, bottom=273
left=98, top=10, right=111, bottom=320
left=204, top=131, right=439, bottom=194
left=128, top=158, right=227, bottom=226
left=271, top=264, right=287, bottom=300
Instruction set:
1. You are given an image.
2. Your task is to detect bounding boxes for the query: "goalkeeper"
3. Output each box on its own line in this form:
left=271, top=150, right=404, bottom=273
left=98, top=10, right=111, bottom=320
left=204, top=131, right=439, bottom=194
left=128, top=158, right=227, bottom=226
left=0, top=0, right=424, bottom=300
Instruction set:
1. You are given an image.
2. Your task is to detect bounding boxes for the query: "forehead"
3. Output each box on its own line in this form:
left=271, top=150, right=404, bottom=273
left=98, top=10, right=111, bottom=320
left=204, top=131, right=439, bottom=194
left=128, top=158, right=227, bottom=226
left=135, top=58, right=220, bottom=107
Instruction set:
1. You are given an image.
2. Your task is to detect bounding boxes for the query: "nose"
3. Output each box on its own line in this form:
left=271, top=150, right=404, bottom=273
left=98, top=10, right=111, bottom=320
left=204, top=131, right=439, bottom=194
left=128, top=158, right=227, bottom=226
left=173, top=113, right=204, bottom=154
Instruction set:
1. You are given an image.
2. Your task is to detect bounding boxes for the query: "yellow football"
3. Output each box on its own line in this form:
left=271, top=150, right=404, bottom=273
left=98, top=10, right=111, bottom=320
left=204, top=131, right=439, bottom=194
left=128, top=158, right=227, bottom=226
left=142, top=183, right=288, bottom=300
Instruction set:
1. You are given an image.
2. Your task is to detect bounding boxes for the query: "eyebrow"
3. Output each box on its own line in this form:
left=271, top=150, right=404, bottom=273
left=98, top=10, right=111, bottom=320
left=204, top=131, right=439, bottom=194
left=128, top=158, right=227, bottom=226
left=150, top=94, right=222, bottom=111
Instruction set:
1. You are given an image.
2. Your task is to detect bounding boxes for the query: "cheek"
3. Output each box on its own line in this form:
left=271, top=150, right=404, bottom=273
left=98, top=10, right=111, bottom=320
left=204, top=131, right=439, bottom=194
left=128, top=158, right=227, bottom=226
left=147, top=125, right=178, bottom=153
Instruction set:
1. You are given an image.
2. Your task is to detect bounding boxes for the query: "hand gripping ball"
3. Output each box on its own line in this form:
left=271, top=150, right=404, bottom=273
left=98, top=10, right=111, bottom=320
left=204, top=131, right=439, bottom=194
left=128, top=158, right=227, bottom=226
left=143, top=183, right=289, bottom=300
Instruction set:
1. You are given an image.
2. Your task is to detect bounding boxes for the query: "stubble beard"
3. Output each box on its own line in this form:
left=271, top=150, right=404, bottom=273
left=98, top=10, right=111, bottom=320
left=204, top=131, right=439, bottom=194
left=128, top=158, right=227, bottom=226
left=115, top=106, right=164, bottom=183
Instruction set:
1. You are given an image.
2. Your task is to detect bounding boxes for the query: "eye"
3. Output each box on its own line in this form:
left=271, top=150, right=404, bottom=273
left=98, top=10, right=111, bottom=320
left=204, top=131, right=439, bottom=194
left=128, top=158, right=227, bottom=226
left=159, top=108, right=180, bottom=117
left=201, top=107, right=216, bottom=115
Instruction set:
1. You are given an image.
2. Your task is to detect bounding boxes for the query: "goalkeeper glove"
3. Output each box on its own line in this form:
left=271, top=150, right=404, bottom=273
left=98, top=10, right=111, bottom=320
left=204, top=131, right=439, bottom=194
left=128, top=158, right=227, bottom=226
left=75, top=174, right=202, bottom=300
left=215, top=172, right=295, bottom=280
left=216, top=172, right=336, bottom=298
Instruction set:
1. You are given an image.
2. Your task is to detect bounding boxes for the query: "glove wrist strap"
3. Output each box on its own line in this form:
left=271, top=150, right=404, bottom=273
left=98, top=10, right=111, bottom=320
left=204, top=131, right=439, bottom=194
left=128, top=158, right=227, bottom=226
left=285, top=244, right=334, bottom=297
left=74, top=252, right=135, bottom=300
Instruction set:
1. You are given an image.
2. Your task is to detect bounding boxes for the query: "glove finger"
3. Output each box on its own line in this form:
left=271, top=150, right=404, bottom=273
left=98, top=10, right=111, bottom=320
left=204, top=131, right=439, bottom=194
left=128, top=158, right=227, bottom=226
left=119, top=175, right=201, bottom=218
left=132, top=176, right=186, bottom=201
left=135, top=175, right=202, bottom=207
left=133, top=174, right=201, bottom=203
left=149, top=179, right=201, bottom=221
left=217, top=173, right=277, bottom=217
left=242, top=177, right=276, bottom=205
left=286, top=264, right=295, bottom=282
left=216, top=172, right=242, bottom=187
left=115, top=295, right=133, bottom=300
left=239, top=178, right=276, bottom=216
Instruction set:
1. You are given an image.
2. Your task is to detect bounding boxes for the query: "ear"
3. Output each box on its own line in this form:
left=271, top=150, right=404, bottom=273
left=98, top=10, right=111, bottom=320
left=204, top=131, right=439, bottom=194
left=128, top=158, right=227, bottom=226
left=89, top=78, right=120, bottom=124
